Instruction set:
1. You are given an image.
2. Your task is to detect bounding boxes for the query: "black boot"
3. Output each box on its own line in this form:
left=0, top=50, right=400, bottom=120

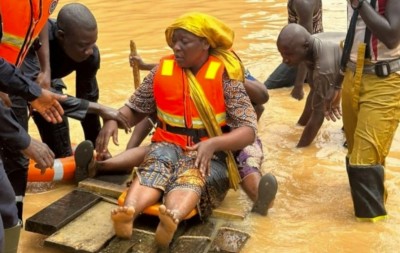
left=347, top=164, right=387, bottom=221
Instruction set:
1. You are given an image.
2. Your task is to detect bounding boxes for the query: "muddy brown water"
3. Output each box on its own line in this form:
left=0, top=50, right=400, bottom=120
left=20, top=1, right=400, bottom=252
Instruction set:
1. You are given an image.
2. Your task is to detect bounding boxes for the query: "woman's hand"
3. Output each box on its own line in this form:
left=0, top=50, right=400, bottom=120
left=186, top=138, right=216, bottom=178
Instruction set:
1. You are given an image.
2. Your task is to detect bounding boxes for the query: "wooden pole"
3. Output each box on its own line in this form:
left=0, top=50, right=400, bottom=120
left=130, top=40, right=140, bottom=89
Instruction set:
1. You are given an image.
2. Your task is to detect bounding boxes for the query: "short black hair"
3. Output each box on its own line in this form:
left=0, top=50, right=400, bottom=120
left=57, top=3, right=97, bottom=34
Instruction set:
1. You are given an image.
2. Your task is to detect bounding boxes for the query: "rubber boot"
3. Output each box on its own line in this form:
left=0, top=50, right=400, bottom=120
left=4, top=221, right=21, bottom=253
left=347, top=164, right=387, bottom=222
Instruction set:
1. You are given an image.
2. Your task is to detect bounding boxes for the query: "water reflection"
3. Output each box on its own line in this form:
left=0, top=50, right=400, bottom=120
left=22, top=0, right=400, bottom=253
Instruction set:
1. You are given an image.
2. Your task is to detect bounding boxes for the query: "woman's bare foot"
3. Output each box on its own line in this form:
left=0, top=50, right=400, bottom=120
left=111, top=206, right=135, bottom=239
left=155, top=205, right=179, bottom=248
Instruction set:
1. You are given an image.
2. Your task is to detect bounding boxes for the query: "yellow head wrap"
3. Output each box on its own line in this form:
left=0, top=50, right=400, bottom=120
left=165, top=12, right=244, bottom=81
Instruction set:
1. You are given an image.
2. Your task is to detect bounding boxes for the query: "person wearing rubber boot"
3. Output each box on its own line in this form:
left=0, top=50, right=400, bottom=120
left=324, top=0, right=400, bottom=222
left=0, top=6, right=67, bottom=252
left=0, top=58, right=63, bottom=253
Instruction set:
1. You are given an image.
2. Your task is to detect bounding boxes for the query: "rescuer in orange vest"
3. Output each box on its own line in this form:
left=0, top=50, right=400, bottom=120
left=0, top=2, right=131, bottom=230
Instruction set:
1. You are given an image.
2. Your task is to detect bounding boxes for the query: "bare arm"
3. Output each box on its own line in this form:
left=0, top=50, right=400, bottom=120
left=36, top=23, right=51, bottom=89
left=291, top=62, right=307, bottom=100
left=95, top=105, right=147, bottom=154
left=352, top=0, right=400, bottom=49
left=243, top=78, right=269, bottom=105
left=126, top=115, right=155, bottom=149
left=130, top=55, right=157, bottom=71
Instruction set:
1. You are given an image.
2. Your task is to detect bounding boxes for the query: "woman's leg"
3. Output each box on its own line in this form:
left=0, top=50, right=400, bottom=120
left=155, top=190, right=200, bottom=248
left=111, top=178, right=162, bottom=239
left=96, top=146, right=149, bottom=174
left=74, top=142, right=149, bottom=180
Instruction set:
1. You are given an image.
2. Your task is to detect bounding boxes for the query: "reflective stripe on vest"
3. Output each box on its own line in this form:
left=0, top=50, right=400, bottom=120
left=157, top=106, right=226, bottom=129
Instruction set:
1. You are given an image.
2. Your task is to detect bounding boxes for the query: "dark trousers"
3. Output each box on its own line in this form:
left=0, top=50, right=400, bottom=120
left=264, top=63, right=298, bottom=89
left=0, top=102, right=29, bottom=221
left=0, top=159, right=19, bottom=251
left=2, top=79, right=100, bottom=220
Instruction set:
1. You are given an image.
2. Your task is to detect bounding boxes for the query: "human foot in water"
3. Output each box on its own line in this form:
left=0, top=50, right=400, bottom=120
left=111, top=206, right=135, bottom=239
left=155, top=204, right=179, bottom=248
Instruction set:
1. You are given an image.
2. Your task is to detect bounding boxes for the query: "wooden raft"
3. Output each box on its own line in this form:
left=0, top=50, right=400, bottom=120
left=26, top=176, right=251, bottom=253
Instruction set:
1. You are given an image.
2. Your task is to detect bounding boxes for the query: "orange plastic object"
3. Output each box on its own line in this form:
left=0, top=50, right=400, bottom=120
left=28, top=156, right=76, bottom=182
left=117, top=189, right=198, bottom=219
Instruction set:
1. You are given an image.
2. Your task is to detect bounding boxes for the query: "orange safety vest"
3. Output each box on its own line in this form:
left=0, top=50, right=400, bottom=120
left=152, top=54, right=227, bottom=149
left=0, top=0, right=58, bottom=66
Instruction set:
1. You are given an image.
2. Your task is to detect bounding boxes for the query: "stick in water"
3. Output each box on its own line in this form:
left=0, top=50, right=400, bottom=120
left=130, top=40, right=141, bottom=89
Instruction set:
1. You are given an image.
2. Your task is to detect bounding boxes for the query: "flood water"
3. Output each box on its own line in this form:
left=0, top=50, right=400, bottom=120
left=20, top=0, right=400, bottom=252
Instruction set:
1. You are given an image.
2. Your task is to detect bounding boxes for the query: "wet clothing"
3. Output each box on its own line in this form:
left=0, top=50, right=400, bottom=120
left=342, top=0, right=400, bottom=221
left=125, top=12, right=256, bottom=219
left=126, top=65, right=257, bottom=219
left=236, top=137, right=264, bottom=180
left=265, top=0, right=324, bottom=89
left=307, top=33, right=344, bottom=112
left=238, top=70, right=265, bottom=179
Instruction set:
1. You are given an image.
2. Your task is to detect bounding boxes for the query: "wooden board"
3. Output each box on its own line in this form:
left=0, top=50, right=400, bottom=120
left=25, top=189, right=101, bottom=235
left=99, top=229, right=158, bottom=253
left=80, top=179, right=247, bottom=220
left=44, top=201, right=116, bottom=253
left=78, top=178, right=126, bottom=199
left=171, top=236, right=211, bottom=253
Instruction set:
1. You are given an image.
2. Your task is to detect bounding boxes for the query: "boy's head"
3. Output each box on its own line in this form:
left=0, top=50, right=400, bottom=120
left=56, top=3, right=98, bottom=62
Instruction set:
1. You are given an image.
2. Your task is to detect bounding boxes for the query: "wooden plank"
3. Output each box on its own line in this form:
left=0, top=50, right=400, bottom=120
left=211, top=207, right=247, bottom=220
left=78, top=178, right=127, bottom=199
left=181, top=219, right=216, bottom=237
left=45, top=201, right=116, bottom=253
left=94, top=174, right=131, bottom=185
left=211, top=190, right=248, bottom=220
left=208, top=227, right=250, bottom=253
left=25, top=189, right=101, bottom=235
left=171, top=236, right=211, bottom=253
left=99, top=228, right=158, bottom=253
